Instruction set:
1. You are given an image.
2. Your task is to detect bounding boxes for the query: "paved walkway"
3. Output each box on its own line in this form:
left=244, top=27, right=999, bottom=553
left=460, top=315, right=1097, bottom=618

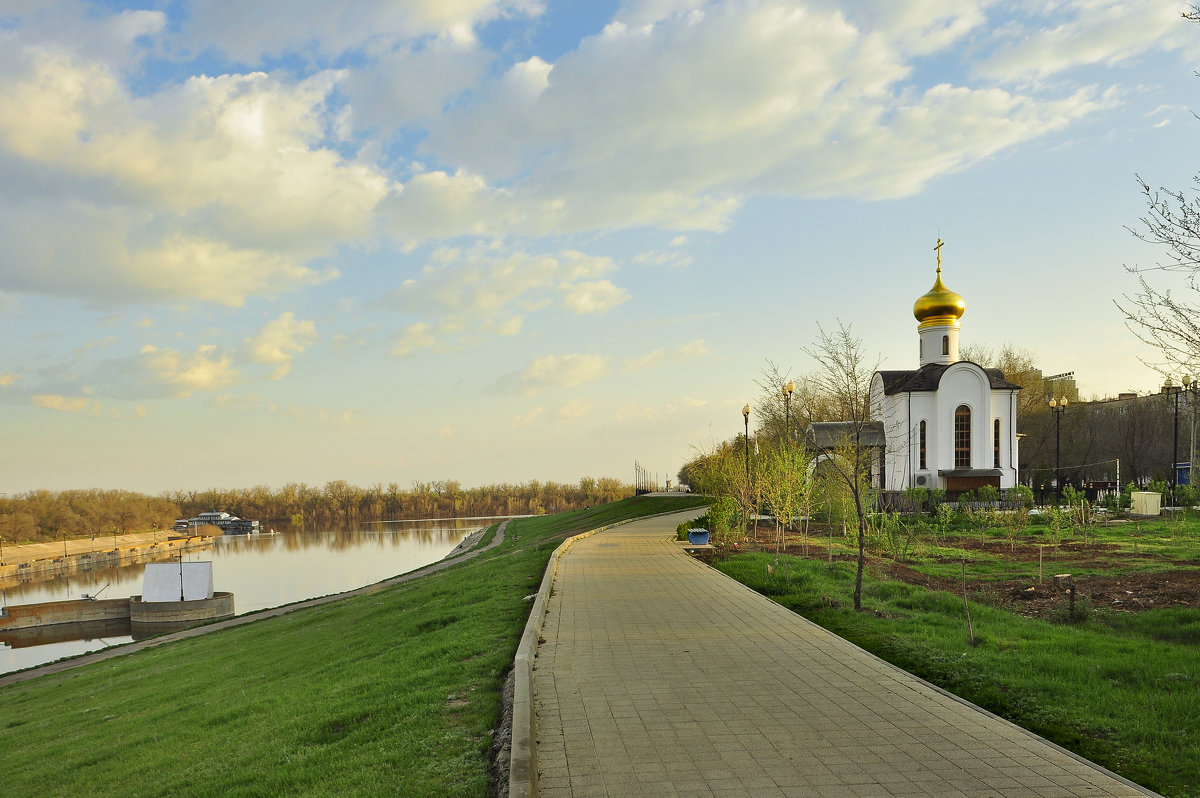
left=532, top=512, right=1156, bottom=797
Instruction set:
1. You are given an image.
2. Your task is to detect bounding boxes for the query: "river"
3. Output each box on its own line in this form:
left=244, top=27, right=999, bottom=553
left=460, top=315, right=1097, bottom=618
left=0, top=519, right=486, bottom=676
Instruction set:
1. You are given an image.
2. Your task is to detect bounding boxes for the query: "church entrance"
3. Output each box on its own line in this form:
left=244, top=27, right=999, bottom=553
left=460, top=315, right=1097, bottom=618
left=940, top=469, right=1002, bottom=495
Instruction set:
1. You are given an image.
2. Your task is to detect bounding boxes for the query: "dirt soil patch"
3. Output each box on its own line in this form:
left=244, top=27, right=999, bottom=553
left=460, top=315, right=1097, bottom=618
left=738, top=524, right=1200, bottom=619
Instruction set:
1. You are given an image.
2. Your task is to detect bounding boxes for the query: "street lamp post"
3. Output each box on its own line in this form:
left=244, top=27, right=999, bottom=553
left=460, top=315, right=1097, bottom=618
left=782, top=380, right=795, bottom=444
left=1173, top=380, right=1181, bottom=505
left=1170, top=376, right=1200, bottom=505
left=1049, top=396, right=1069, bottom=504
left=743, top=403, right=751, bottom=482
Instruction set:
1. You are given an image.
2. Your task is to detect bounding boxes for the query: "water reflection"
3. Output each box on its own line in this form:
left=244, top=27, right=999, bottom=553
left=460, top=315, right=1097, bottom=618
left=1, top=520, right=478, bottom=676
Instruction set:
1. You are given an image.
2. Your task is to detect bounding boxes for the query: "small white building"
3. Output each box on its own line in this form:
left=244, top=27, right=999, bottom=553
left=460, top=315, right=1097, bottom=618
left=870, top=244, right=1020, bottom=494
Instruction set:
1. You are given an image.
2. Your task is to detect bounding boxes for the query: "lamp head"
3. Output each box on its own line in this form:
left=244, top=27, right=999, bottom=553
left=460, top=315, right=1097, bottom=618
left=742, top=403, right=751, bottom=419
left=783, top=380, right=795, bottom=397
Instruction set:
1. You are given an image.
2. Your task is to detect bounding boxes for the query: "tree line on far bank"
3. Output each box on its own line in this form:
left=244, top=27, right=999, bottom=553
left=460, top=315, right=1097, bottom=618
left=0, top=477, right=632, bottom=545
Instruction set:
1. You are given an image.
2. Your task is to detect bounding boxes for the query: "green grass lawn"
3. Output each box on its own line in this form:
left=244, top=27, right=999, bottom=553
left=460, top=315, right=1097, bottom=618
left=0, top=495, right=707, bottom=797
left=716, top=534, right=1200, bottom=798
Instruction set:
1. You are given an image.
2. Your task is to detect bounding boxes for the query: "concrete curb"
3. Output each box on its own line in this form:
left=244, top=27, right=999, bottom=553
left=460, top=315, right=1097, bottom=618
left=507, top=507, right=707, bottom=798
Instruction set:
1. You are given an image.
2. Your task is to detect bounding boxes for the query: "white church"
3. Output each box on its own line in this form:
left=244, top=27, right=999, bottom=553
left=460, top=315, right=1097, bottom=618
left=868, top=241, right=1021, bottom=495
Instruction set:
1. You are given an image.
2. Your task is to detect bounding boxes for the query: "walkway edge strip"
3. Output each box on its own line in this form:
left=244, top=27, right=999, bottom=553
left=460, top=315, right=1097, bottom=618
left=508, top=508, right=698, bottom=798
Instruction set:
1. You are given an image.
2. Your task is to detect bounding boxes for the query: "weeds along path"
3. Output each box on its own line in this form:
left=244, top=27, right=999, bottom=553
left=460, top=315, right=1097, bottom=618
left=0, top=522, right=509, bottom=688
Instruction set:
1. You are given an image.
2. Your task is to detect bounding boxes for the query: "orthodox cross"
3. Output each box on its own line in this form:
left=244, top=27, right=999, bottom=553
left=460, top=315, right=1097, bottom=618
left=934, top=237, right=945, bottom=273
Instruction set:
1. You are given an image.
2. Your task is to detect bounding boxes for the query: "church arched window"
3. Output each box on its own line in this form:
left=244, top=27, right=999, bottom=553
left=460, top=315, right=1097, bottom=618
left=954, top=405, right=971, bottom=468
left=993, top=418, right=1001, bottom=468
left=942, top=335, right=949, bottom=356
left=919, top=420, right=927, bottom=470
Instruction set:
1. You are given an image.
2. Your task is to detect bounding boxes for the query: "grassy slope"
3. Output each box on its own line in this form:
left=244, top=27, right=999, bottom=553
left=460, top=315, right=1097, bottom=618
left=716, top=550, right=1200, bottom=798
left=0, top=495, right=708, bottom=797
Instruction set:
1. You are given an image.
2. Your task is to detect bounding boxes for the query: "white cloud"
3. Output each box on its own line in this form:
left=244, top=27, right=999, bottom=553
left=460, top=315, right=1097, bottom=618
left=632, top=250, right=695, bottom=269
left=492, top=317, right=524, bottom=336
left=247, top=312, right=318, bottom=379
left=624, top=339, right=709, bottom=371
left=556, top=398, right=594, bottom=420
left=266, top=404, right=360, bottom=427
left=511, top=406, right=544, bottom=428
left=390, top=321, right=437, bottom=357
left=0, top=373, right=17, bottom=386
left=976, top=0, right=1190, bottom=84
left=342, top=38, right=491, bottom=134
left=561, top=280, right=629, bottom=314
left=174, top=0, right=544, bottom=64
left=141, top=344, right=238, bottom=397
left=498, top=353, right=611, bottom=395
left=0, top=0, right=1171, bottom=309
left=32, top=394, right=101, bottom=414
left=613, top=395, right=707, bottom=422
left=0, top=49, right=380, bottom=304
left=438, top=425, right=455, bottom=438
left=385, top=244, right=625, bottom=349
left=414, top=0, right=1128, bottom=233
left=208, top=393, right=263, bottom=412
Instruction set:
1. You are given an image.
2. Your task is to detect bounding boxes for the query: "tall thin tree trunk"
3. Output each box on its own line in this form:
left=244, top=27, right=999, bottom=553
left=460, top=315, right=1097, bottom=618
left=962, top=558, right=976, bottom=646
left=853, top=500, right=866, bottom=611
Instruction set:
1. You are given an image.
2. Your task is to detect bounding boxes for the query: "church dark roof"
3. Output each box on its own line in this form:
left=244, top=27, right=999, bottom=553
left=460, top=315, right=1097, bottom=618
left=876, top=363, right=1021, bottom=395
left=805, top=421, right=886, bottom=450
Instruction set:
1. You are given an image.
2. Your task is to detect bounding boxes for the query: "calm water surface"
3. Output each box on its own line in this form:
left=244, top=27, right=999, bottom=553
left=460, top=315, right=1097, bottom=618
left=1, top=520, right=481, bottom=675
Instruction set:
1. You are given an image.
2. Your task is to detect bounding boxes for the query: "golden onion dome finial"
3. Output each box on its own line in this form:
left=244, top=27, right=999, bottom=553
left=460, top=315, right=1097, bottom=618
left=913, top=237, right=965, bottom=328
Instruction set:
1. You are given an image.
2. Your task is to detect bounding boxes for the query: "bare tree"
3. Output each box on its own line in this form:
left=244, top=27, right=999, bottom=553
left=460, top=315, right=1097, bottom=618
left=801, top=321, right=880, bottom=611
left=1118, top=8, right=1200, bottom=373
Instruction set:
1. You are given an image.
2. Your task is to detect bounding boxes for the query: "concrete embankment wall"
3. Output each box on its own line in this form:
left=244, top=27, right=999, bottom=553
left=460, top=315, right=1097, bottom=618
left=129, top=592, right=234, bottom=625
left=0, top=598, right=131, bottom=630
left=0, top=536, right=213, bottom=589
left=1, top=592, right=235, bottom=632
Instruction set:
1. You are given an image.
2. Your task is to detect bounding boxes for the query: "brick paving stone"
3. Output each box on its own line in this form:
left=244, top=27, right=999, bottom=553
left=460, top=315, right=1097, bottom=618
left=532, top=512, right=1160, bottom=797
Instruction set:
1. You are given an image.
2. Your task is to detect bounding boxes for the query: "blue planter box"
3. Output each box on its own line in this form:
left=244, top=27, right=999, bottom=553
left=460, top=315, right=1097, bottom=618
left=686, top=529, right=710, bottom=545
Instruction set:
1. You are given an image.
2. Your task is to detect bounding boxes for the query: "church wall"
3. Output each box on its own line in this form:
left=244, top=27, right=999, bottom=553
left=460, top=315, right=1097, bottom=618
left=988, top=389, right=1020, bottom=487
left=936, top=365, right=991, bottom=474
left=910, top=392, right=938, bottom=491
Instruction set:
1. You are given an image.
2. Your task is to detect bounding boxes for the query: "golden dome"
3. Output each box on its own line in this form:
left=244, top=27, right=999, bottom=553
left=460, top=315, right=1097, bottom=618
left=914, top=239, right=965, bottom=328
left=913, top=267, right=965, bottom=328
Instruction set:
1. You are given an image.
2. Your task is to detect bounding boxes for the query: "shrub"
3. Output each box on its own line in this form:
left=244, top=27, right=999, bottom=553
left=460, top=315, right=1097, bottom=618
left=1061, top=486, right=1087, bottom=507
left=1006, top=485, right=1034, bottom=508
left=708, top=497, right=737, bottom=542
left=904, top=486, right=930, bottom=515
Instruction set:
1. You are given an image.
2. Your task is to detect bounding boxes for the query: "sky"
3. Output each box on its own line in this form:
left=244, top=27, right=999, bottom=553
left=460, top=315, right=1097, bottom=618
left=1, top=0, right=1198, bottom=495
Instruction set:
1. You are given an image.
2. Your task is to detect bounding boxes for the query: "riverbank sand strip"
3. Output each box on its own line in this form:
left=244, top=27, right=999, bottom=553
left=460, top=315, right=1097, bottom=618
left=530, top=513, right=1158, bottom=798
